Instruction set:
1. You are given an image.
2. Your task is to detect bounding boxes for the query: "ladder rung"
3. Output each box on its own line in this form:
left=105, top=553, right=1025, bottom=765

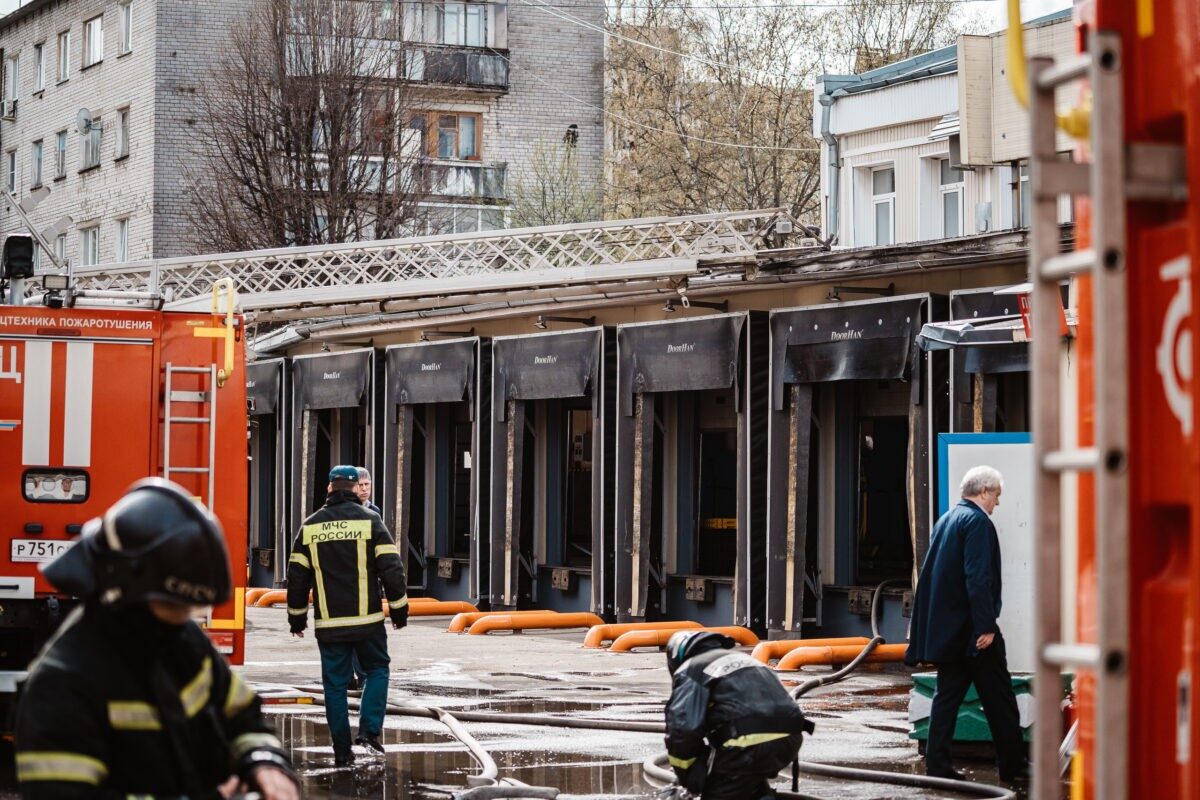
left=169, top=366, right=213, bottom=375
left=167, top=467, right=211, bottom=474
left=1042, top=642, right=1100, bottom=668
left=169, top=416, right=210, bottom=424
left=1035, top=54, right=1091, bottom=90
left=1040, top=249, right=1095, bottom=282
left=169, top=390, right=209, bottom=403
left=1043, top=447, right=1099, bottom=472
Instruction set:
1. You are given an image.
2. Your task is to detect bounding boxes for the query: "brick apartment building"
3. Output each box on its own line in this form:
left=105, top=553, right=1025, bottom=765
left=0, top=0, right=604, bottom=266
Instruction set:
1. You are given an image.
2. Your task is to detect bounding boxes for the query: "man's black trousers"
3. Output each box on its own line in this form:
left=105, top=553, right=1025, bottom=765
left=927, top=633, right=1026, bottom=778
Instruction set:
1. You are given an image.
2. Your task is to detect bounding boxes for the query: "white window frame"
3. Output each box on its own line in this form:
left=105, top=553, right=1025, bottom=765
left=33, top=43, right=44, bottom=92
left=81, top=118, right=101, bottom=170
left=31, top=140, right=43, bottom=187
left=115, top=107, right=130, bottom=159
left=115, top=217, right=129, bottom=262
left=83, top=15, right=104, bottom=68
left=119, top=2, right=133, bottom=54
left=5, top=55, right=19, bottom=102
left=871, top=165, right=895, bottom=247
left=55, top=130, right=67, bottom=178
left=80, top=226, right=100, bottom=266
left=5, top=150, right=16, bottom=194
left=54, top=233, right=66, bottom=264
left=938, top=158, right=965, bottom=239
left=57, top=30, right=71, bottom=82
left=1013, top=160, right=1030, bottom=228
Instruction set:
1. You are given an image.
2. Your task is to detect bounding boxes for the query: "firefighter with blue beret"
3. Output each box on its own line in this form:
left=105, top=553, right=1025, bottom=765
left=286, top=465, right=408, bottom=766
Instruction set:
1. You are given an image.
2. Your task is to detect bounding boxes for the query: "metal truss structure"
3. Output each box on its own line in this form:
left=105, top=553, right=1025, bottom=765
left=67, top=209, right=796, bottom=313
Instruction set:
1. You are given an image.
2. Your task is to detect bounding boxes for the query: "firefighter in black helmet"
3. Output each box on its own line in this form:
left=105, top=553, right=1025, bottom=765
left=664, top=631, right=814, bottom=800
left=14, top=479, right=298, bottom=800
left=286, top=465, right=408, bottom=767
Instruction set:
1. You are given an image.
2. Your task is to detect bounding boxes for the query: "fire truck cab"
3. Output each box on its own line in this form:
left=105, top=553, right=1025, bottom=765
left=0, top=277, right=248, bottom=709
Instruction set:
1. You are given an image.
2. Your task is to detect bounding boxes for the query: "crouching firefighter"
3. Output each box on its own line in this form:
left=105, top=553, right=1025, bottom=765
left=664, top=631, right=814, bottom=800
left=14, top=479, right=298, bottom=800
left=286, top=465, right=409, bottom=767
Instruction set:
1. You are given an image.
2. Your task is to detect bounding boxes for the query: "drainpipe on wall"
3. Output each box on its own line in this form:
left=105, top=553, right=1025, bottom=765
left=818, top=91, right=839, bottom=245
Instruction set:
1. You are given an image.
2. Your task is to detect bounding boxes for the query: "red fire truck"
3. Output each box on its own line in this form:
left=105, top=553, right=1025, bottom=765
left=0, top=274, right=248, bottom=710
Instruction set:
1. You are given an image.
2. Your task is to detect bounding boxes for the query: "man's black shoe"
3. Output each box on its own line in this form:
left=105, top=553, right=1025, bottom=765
left=927, top=767, right=968, bottom=781
left=356, top=735, right=386, bottom=756
left=334, top=751, right=356, bottom=767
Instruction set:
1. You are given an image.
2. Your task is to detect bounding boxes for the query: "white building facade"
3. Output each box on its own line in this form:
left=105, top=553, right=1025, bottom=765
left=813, top=10, right=1074, bottom=248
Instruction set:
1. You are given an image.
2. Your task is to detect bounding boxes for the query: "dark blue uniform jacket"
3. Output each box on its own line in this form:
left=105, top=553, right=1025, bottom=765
left=905, top=498, right=1003, bottom=665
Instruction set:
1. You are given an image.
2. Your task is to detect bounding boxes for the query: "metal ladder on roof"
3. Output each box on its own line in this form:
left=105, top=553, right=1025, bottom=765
left=163, top=363, right=218, bottom=511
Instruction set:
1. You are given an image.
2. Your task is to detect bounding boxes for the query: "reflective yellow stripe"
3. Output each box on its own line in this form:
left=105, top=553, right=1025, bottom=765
left=288, top=552, right=310, bottom=569
left=309, top=543, right=329, bottom=619
left=314, top=611, right=385, bottom=629
left=180, top=657, right=212, bottom=718
left=668, top=754, right=696, bottom=769
left=106, top=701, right=161, bottom=731
left=721, top=732, right=790, bottom=748
left=16, top=752, right=108, bottom=785
left=224, top=672, right=257, bottom=718
left=374, top=544, right=399, bottom=557
left=388, top=596, right=408, bottom=610
left=357, top=538, right=368, bottom=617
left=287, top=606, right=308, bottom=616
left=232, top=732, right=283, bottom=760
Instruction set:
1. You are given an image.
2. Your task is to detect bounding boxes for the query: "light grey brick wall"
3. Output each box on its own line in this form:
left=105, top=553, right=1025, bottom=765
left=0, top=0, right=160, bottom=265
left=487, top=0, right=604, bottom=202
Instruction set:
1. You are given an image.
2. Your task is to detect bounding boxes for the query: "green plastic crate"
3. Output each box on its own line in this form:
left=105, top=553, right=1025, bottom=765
left=908, top=672, right=1072, bottom=743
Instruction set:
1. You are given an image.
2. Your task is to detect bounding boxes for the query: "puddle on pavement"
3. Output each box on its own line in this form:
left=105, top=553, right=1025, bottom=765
left=273, top=712, right=658, bottom=799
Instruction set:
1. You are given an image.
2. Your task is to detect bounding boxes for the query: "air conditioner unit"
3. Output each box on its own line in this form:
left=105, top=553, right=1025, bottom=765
left=1, top=99, right=16, bottom=120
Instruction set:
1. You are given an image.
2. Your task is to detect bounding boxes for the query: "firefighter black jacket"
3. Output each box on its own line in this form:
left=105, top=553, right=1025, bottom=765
left=665, top=648, right=813, bottom=793
left=286, top=490, right=408, bottom=642
left=15, top=603, right=292, bottom=799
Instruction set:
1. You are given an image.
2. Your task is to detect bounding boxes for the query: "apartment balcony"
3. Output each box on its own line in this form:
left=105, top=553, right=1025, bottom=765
left=403, top=46, right=508, bottom=93
left=417, top=160, right=507, bottom=200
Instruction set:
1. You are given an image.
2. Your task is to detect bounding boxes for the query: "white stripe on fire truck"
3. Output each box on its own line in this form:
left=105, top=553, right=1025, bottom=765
left=62, top=342, right=94, bottom=467
left=21, top=341, right=52, bottom=466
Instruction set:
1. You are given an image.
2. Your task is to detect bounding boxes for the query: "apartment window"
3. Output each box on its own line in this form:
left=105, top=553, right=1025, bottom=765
left=434, top=112, right=479, bottom=160
left=116, top=218, right=129, bottom=262
left=871, top=166, right=895, bottom=246
left=5, top=150, right=15, bottom=194
left=438, top=2, right=486, bottom=47
left=939, top=158, right=964, bottom=238
left=1013, top=161, right=1030, bottom=228
left=116, top=107, right=129, bottom=159
left=31, top=140, right=43, bottom=187
left=5, top=55, right=18, bottom=102
left=58, top=31, right=71, bottom=82
left=80, top=226, right=99, bottom=266
left=33, top=44, right=44, bottom=92
left=55, top=130, right=67, bottom=178
left=81, top=117, right=101, bottom=169
left=119, top=2, right=133, bottom=54
left=362, top=89, right=392, bottom=155
left=83, top=15, right=104, bottom=68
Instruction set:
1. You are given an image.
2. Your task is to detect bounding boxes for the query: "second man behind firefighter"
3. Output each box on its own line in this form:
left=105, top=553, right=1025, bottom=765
left=287, top=465, right=409, bottom=766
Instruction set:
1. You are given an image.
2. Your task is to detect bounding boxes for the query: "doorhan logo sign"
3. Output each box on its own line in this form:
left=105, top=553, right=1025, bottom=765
left=667, top=343, right=695, bottom=353
left=830, top=330, right=863, bottom=341
left=534, top=355, right=558, bottom=365
left=421, top=362, right=442, bottom=371
left=322, top=371, right=341, bottom=380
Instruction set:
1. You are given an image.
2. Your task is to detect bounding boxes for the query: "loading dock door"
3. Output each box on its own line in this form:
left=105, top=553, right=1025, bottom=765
left=289, top=349, right=373, bottom=539
left=490, top=329, right=610, bottom=611
left=946, top=288, right=1032, bottom=433
left=766, top=296, right=938, bottom=634
left=383, top=339, right=476, bottom=595
left=247, top=359, right=285, bottom=586
left=615, top=313, right=767, bottom=627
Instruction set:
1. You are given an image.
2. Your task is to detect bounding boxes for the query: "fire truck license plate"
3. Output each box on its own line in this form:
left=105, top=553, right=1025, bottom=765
left=10, top=540, right=72, bottom=563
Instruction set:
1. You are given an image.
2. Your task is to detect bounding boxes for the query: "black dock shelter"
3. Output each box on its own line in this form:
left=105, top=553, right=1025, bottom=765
left=488, top=328, right=615, bottom=614
left=246, top=358, right=287, bottom=587
left=288, top=349, right=375, bottom=538
left=382, top=338, right=489, bottom=603
left=765, top=294, right=946, bottom=640
left=613, top=312, right=770, bottom=629
left=942, top=287, right=1031, bottom=433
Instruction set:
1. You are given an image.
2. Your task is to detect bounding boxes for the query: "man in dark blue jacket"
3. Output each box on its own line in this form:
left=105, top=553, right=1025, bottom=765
left=905, top=465, right=1025, bottom=784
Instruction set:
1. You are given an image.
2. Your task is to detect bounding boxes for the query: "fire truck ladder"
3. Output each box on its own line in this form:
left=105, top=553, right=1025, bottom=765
left=1028, top=32, right=1185, bottom=800
left=163, top=363, right=218, bottom=511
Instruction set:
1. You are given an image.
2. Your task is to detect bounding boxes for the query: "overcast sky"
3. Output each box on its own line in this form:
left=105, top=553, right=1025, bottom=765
left=0, top=0, right=1072, bottom=27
